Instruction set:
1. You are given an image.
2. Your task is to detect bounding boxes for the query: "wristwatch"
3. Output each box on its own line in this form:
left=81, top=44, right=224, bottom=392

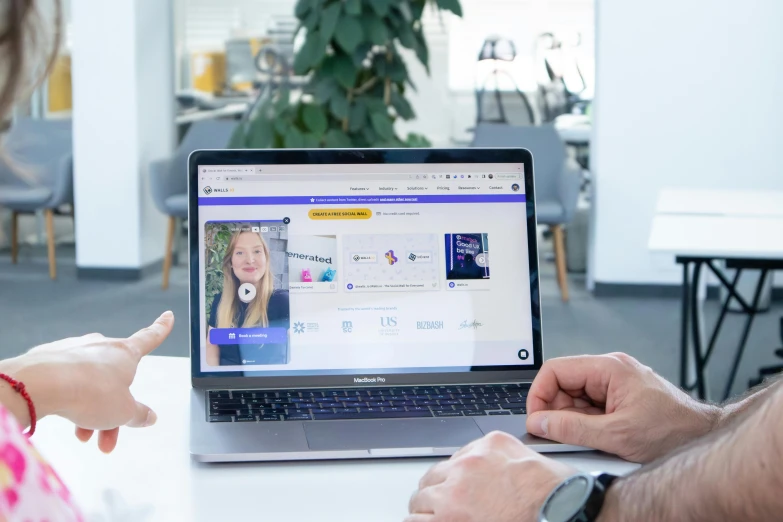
left=538, top=472, right=619, bottom=522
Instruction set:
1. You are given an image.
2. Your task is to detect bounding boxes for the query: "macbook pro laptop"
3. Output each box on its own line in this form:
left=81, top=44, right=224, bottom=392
left=189, top=148, right=585, bottom=462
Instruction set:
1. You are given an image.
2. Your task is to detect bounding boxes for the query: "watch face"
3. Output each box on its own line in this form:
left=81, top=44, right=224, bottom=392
left=543, top=475, right=591, bottom=522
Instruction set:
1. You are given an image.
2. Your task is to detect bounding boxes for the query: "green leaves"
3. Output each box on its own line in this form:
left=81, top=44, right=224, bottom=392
left=294, top=0, right=315, bottom=18
left=284, top=126, right=305, bottom=148
left=319, top=2, right=342, bottom=41
left=352, top=42, right=373, bottom=67
left=314, top=77, right=339, bottom=103
left=324, top=129, right=353, bottom=148
left=302, top=132, right=320, bottom=148
left=293, top=30, right=326, bottom=75
left=397, top=22, right=417, bottom=50
left=334, top=15, right=364, bottom=53
left=410, top=0, right=426, bottom=20
left=333, top=53, right=358, bottom=89
left=345, top=0, right=362, bottom=15
left=387, top=54, right=409, bottom=82
left=301, top=104, right=328, bottom=136
left=413, top=30, right=429, bottom=71
left=437, top=0, right=463, bottom=16
left=234, top=0, right=460, bottom=151
left=367, top=0, right=391, bottom=17
left=363, top=13, right=389, bottom=45
left=228, top=121, right=248, bottom=148
left=330, top=93, right=350, bottom=119
left=246, top=115, right=275, bottom=148
left=391, top=90, right=415, bottom=120
left=370, top=111, right=395, bottom=140
left=405, top=132, right=432, bottom=148
left=348, top=98, right=368, bottom=132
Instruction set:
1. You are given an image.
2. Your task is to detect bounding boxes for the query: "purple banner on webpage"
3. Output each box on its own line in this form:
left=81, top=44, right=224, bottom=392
left=198, top=194, right=526, bottom=206
left=209, top=327, right=288, bottom=344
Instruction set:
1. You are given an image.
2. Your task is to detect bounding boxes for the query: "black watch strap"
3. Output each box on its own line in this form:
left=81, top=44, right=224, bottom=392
left=582, top=472, right=619, bottom=521
left=592, top=472, right=619, bottom=490
left=540, top=472, right=620, bottom=522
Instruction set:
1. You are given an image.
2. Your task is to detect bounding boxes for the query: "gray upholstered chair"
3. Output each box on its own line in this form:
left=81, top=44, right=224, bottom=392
left=0, top=118, right=73, bottom=279
left=150, top=119, right=238, bottom=289
left=471, top=123, right=581, bottom=301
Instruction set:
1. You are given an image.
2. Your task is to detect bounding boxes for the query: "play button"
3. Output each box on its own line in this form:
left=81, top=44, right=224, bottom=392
left=238, top=283, right=256, bottom=303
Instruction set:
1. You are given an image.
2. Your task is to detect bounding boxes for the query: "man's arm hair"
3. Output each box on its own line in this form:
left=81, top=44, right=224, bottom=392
left=714, top=373, right=783, bottom=429
left=599, top=381, right=783, bottom=521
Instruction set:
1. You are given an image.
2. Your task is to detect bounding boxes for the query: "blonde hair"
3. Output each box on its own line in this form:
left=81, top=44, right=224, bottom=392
left=216, top=230, right=275, bottom=328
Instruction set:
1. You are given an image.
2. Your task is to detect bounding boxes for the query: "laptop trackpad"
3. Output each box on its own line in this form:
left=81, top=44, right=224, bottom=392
left=304, top=418, right=483, bottom=451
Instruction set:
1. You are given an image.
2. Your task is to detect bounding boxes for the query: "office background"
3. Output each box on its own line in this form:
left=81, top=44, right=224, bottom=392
left=2, top=0, right=783, bottom=401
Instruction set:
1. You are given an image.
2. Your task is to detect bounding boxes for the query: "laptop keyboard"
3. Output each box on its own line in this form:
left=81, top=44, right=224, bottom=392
left=207, top=383, right=530, bottom=422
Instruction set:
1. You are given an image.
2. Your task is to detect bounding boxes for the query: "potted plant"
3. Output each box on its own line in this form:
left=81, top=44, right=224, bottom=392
left=229, top=0, right=462, bottom=149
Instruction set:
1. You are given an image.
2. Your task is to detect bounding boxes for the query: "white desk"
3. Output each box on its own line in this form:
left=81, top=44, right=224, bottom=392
left=554, top=114, right=591, bottom=145
left=649, top=188, right=783, bottom=400
left=176, top=103, right=248, bottom=125
left=32, top=357, right=637, bottom=522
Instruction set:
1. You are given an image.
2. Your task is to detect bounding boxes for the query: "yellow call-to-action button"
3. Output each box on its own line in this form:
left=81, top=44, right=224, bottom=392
left=308, top=208, right=373, bottom=220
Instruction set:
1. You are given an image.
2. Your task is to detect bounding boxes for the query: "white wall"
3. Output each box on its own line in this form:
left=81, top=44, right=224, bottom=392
left=590, top=0, right=783, bottom=287
left=72, top=0, right=174, bottom=272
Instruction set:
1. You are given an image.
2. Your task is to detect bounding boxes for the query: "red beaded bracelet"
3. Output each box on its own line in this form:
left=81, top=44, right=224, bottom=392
left=0, top=374, right=36, bottom=436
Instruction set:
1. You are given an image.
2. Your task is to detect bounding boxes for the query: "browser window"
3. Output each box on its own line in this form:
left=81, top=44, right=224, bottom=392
left=196, top=163, right=534, bottom=375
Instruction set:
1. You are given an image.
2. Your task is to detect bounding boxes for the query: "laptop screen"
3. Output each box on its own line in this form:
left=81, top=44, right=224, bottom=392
left=195, top=161, right=535, bottom=377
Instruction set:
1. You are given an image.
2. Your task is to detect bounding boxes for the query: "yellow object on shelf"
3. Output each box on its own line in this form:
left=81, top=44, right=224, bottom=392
left=192, top=52, right=226, bottom=94
left=48, top=55, right=72, bottom=113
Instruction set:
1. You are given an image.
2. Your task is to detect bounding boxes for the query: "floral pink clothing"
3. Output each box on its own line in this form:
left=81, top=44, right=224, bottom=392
left=0, top=405, right=82, bottom=522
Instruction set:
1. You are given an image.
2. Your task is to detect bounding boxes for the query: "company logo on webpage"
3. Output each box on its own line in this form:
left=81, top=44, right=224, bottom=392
left=417, top=320, right=444, bottom=330
left=459, top=319, right=484, bottom=330
left=379, top=317, right=399, bottom=337
left=203, top=186, right=212, bottom=195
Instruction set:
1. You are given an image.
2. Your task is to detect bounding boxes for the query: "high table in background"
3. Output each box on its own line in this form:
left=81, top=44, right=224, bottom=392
left=649, top=188, right=783, bottom=401
left=33, top=357, right=637, bottom=522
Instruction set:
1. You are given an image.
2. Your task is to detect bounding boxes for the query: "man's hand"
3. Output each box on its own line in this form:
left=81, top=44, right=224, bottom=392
left=406, top=431, right=576, bottom=522
left=526, top=353, right=720, bottom=463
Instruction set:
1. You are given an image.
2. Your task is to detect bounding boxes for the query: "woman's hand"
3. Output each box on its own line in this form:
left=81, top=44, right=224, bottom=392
left=0, top=311, right=174, bottom=453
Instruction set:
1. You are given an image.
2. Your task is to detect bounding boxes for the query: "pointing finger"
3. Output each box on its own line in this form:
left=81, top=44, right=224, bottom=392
left=126, top=311, right=174, bottom=358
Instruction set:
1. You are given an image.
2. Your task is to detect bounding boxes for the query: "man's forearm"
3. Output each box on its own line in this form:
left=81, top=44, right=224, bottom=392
left=715, top=374, right=783, bottom=429
left=598, top=383, right=783, bottom=522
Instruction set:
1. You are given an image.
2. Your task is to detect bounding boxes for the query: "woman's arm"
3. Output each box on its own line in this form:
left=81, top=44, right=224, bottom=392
left=205, top=327, right=220, bottom=366
left=0, top=312, right=173, bottom=452
left=0, top=356, right=63, bottom=428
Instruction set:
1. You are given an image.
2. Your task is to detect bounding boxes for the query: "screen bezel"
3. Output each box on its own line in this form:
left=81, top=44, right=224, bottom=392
left=188, top=148, right=543, bottom=387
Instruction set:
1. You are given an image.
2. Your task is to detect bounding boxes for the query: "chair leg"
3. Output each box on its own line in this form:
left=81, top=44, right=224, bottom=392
left=551, top=224, right=569, bottom=302
left=162, top=216, right=176, bottom=290
left=10, top=211, right=18, bottom=264
left=44, top=209, right=56, bottom=280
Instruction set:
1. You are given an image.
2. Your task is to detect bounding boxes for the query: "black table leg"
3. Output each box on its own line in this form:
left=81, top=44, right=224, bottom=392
left=722, top=269, right=770, bottom=400
left=703, top=263, right=743, bottom=363
left=690, top=262, right=707, bottom=399
left=680, top=261, right=691, bottom=390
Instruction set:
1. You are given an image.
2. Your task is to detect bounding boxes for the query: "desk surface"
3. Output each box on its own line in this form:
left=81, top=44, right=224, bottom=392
left=649, top=214, right=783, bottom=259
left=175, top=103, right=248, bottom=125
left=656, top=188, right=783, bottom=217
left=31, top=357, right=636, bottom=522
left=650, top=189, right=783, bottom=259
left=554, top=114, right=591, bottom=145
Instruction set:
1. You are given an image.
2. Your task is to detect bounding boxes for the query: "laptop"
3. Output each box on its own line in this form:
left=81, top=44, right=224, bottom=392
left=188, top=148, right=585, bottom=462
